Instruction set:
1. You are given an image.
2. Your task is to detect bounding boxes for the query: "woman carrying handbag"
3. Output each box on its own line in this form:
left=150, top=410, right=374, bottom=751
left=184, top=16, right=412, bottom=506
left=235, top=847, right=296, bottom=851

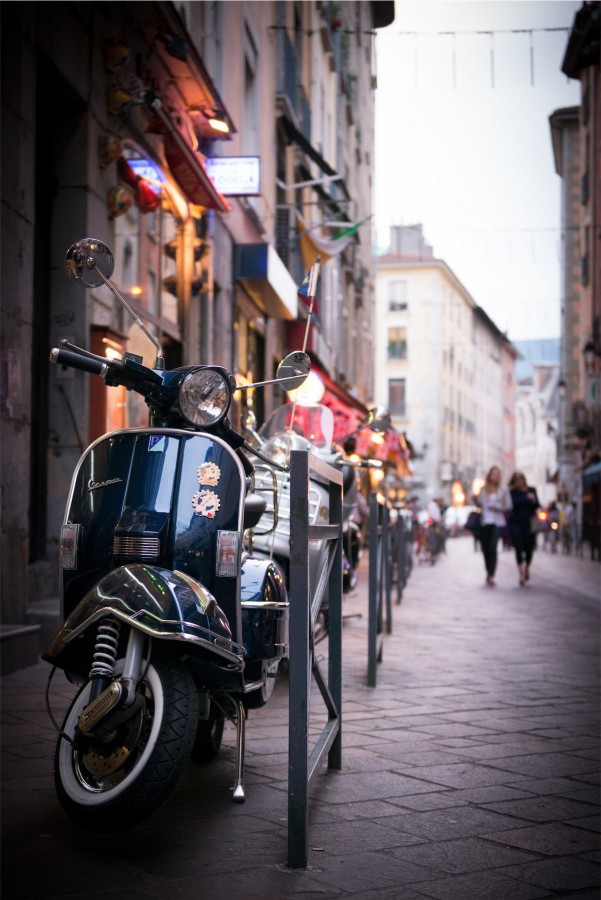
left=475, top=466, right=512, bottom=587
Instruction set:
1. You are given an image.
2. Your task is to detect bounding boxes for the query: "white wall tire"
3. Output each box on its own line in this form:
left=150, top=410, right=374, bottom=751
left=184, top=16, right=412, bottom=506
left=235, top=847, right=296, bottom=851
left=55, top=656, right=198, bottom=831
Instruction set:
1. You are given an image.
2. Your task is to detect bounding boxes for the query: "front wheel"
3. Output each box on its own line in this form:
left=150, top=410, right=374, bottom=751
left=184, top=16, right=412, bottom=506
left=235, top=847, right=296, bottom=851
left=55, top=656, right=198, bottom=832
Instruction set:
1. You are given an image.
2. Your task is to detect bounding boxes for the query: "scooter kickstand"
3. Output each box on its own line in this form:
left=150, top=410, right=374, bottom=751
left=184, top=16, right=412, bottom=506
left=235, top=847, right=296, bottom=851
left=232, top=699, right=246, bottom=802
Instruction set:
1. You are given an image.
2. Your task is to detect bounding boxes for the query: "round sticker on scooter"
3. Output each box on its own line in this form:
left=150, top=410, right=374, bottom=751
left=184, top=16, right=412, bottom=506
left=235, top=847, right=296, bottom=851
left=192, top=489, right=220, bottom=518
left=197, top=462, right=221, bottom=486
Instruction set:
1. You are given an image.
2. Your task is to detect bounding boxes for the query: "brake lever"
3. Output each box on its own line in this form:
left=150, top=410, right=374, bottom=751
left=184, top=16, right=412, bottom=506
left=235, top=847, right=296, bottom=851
left=60, top=339, right=122, bottom=367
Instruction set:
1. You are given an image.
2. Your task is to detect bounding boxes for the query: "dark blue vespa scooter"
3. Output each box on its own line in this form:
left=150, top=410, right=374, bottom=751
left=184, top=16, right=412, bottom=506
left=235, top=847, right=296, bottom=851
left=43, top=238, right=310, bottom=832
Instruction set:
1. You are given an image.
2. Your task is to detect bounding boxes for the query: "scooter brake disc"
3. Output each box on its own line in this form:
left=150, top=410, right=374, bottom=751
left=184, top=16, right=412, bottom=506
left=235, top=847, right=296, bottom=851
left=80, top=711, right=144, bottom=777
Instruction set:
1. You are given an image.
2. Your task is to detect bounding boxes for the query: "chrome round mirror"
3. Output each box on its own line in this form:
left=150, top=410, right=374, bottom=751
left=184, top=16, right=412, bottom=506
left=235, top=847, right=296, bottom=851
left=366, top=405, right=391, bottom=433
left=65, top=238, right=115, bottom=287
left=276, top=351, right=311, bottom=391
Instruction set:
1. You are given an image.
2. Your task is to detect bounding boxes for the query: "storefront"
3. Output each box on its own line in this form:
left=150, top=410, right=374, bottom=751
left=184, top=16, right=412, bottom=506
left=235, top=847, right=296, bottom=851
left=582, top=460, right=601, bottom=559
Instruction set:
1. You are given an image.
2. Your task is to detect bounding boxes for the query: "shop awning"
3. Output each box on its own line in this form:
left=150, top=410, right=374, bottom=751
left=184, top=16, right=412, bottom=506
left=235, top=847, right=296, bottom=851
left=235, top=243, right=298, bottom=320
left=126, top=1, right=236, bottom=141
left=279, top=115, right=337, bottom=177
left=583, top=460, right=601, bottom=483
left=308, top=364, right=369, bottom=444
left=147, top=105, right=231, bottom=212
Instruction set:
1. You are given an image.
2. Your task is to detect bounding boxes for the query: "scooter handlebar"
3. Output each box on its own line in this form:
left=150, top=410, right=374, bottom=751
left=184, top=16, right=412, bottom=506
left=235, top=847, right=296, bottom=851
left=344, top=458, right=383, bottom=470
left=50, top=347, right=109, bottom=378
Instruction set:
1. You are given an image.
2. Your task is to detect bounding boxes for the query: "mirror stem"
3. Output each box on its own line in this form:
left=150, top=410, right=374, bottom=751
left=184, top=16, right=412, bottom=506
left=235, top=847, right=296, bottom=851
left=94, top=267, right=165, bottom=370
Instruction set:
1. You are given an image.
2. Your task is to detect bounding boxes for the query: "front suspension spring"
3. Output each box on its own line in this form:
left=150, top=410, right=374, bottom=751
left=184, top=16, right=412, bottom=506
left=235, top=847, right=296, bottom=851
left=89, top=619, right=121, bottom=680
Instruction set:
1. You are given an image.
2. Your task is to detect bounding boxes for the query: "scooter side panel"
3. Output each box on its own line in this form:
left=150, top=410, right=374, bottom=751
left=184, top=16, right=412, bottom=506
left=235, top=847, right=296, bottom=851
left=240, top=557, right=289, bottom=661
left=62, top=433, right=138, bottom=618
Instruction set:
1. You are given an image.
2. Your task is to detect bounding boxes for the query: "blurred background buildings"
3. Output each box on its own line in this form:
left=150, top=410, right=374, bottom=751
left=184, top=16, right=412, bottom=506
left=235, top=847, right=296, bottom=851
left=1, top=1, right=598, bottom=644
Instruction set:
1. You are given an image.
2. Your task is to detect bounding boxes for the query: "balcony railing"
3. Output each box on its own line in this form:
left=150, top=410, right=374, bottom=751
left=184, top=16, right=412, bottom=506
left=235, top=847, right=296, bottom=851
left=275, top=27, right=311, bottom=141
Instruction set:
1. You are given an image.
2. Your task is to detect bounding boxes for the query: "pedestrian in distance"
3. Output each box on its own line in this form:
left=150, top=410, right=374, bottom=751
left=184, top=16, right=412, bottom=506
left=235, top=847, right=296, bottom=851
left=475, top=466, right=511, bottom=587
left=508, top=471, right=541, bottom=586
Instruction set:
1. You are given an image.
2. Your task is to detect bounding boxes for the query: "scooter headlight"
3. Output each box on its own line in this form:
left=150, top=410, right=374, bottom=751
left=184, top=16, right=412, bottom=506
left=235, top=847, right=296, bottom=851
left=179, top=368, right=230, bottom=427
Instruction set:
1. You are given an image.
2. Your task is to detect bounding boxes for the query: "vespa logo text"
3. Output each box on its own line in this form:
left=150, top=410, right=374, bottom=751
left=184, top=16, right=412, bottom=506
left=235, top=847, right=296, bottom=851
left=88, top=477, right=123, bottom=492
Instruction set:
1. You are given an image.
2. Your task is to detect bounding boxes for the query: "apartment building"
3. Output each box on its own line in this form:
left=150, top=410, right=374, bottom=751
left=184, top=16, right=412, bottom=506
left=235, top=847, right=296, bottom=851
left=374, top=225, right=518, bottom=506
left=0, top=1, right=394, bottom=628
left=550, top=0, right=600, bottom=555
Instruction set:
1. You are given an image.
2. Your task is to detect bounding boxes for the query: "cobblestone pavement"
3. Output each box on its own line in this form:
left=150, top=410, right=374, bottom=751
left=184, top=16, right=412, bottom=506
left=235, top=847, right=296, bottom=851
left=1, top=536, right=599, bottom=899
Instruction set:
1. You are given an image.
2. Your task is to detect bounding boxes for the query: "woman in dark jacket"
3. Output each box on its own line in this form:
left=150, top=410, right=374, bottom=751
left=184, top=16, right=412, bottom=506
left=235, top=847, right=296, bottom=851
left=508, top=472, right=540, bottom=586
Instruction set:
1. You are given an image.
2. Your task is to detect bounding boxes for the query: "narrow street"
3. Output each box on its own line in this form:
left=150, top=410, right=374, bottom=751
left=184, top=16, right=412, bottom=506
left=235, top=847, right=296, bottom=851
left=2, top=535, right=599, bottom=899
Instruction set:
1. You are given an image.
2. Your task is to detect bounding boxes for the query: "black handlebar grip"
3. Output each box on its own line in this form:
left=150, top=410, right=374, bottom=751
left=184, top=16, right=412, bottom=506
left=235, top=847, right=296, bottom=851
left=50, top=347, right=109, bottom=377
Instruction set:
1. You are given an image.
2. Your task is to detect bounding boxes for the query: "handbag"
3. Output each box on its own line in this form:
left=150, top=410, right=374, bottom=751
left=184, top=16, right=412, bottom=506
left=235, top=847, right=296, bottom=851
left=530, top=514, right=542, bottom=534
left=465, top=510, right=481, bottom=535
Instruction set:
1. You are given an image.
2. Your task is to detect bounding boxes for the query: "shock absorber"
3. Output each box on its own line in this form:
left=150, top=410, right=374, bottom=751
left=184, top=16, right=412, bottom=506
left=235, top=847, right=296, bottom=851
left=88, top=618, right=121, bottom=700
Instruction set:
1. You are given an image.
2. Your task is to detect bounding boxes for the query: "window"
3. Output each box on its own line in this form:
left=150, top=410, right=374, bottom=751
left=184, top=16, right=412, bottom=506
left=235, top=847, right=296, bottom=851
left=387, top=326, right=407, bottom=360
left=388, top=378, right=406, bottom=417
left=388, top=279, right=408, bottom=311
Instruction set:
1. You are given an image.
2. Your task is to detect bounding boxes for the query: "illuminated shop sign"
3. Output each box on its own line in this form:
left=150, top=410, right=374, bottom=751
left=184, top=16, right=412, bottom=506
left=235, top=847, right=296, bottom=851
left=204, top=156, right=261, bottom=196
left=128, top=159, right=165, bottom=194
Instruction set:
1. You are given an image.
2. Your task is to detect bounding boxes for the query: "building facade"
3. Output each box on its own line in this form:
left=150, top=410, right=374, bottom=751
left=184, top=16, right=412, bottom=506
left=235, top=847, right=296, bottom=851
left=515, top=365, right=561, bottom=509
left=550, top=0, right=600, bottom=555
left=374, top=225, right=518, bottom=507
left=0, top=1, right=394, bottom=631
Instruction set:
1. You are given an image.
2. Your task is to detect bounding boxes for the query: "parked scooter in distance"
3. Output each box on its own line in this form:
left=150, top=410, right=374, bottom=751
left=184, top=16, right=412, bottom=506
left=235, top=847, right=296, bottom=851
left=246, top=398, right=388, bottom=640
left=44, top=238, right=310, bottom=832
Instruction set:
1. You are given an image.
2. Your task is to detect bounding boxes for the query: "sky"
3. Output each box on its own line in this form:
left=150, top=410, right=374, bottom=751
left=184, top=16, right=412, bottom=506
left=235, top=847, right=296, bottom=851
left=374, top=0, right=581, bottom=343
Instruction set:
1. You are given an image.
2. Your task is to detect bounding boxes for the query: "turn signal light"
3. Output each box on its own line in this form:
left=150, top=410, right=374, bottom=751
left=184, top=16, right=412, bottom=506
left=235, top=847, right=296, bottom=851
left=60, top=524, right=82, bottom=570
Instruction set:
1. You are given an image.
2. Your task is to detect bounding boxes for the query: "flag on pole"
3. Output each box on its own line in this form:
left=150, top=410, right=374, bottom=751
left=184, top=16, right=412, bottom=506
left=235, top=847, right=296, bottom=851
left=295, top=211, right=372, bottom=269
left=331, top=216, right=372, bottom=241
left=297, top=257, right=321, bottom=322
left=297, top=269, right=311, bottom=305
left=297, top=257, right=321, bottom=353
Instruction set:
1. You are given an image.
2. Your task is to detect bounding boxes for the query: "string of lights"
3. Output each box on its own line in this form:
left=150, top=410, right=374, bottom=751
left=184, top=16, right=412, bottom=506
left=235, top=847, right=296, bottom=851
left=389, top=27, right=570, bottom=36
left=270, top=25, right=571, bottom=38
left=378, top=25, right=572, bottom=88
left=271, top=23, right=573, bottom=86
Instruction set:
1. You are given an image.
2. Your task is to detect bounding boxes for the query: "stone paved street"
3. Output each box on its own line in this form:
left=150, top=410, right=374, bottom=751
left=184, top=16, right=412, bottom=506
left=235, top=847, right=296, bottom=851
left=1, top=535, right=599, bottom=899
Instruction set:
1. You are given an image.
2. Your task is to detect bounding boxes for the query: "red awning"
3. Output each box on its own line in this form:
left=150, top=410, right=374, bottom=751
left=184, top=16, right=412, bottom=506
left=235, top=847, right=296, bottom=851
left=309, top=364, right=370, bottom=444
left=147, top=105, right=231, bottom=213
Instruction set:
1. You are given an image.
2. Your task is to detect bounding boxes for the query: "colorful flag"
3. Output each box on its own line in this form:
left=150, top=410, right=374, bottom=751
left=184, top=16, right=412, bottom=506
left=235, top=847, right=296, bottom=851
left=295, top=211, right=371, bottom=269
left=297, top=258, right=321, bottom=323
left=331, top=216, right=371, bottom=241
left=297, top=269, right=311, bottom=304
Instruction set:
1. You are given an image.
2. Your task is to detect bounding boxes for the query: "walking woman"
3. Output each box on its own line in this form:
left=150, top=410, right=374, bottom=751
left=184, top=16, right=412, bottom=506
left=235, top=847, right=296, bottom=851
left=475, top=466, right=511, bottom=587
left=508, top=472, right=541, bottom=586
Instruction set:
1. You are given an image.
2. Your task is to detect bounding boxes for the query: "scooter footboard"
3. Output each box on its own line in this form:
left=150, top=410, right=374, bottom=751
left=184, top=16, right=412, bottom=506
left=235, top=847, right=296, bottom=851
left=43, top=564, right=245, bottom=677
left=240, top=558, right=289, bottom=661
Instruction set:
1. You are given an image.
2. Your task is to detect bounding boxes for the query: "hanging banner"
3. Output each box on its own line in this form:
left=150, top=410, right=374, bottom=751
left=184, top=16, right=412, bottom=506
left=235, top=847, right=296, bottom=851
left=295, top=211, right=371, bottom=269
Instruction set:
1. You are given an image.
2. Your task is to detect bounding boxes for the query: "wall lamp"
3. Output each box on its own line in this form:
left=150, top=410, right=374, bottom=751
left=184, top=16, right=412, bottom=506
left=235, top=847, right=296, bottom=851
left=557, top=376, right=567, bottom=400
left=583, top=339, right=597, bottom=374
left=205, top=109, right=230, bottom=134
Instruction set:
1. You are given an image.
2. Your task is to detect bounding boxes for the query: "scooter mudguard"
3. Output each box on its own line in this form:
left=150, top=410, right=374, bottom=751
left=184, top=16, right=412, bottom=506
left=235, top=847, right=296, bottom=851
left=240, top=557, right=289, bottom=661
left=43, top=564, right=245, bottom=678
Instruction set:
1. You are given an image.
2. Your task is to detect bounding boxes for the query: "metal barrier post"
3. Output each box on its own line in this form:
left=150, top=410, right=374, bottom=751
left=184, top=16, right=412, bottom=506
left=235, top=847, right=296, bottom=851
left=367, top=491, right=383, bottom=686
left=395, top=512, right=406, bottom=603
left=288, top=450, right=343, bottom=869
left=383, top=504, right=393, bottom=634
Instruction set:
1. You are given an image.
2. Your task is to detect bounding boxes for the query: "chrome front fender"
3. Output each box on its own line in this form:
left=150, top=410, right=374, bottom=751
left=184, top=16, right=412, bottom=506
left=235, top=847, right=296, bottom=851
left=43, top=564, right=245, bottom=677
